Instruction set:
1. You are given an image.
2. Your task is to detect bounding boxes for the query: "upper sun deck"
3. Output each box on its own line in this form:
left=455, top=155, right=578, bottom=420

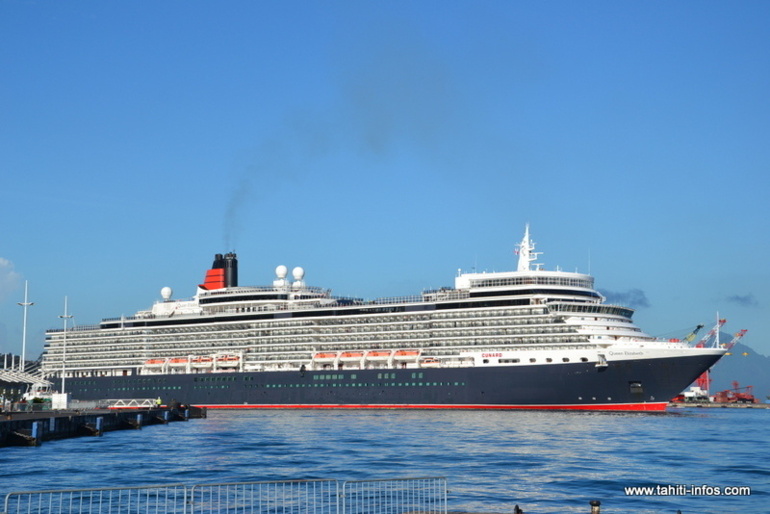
left=455, top=269, right=595, bottom=291
left=454, top=225, right=597, bottom=295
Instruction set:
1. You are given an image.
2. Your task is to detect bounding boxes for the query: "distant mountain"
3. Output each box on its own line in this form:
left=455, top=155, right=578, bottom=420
left=705, top=337, right=769, bottom=402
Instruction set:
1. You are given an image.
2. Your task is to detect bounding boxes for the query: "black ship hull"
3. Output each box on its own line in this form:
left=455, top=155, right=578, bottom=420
left=63, top=352, right=721, bottom=412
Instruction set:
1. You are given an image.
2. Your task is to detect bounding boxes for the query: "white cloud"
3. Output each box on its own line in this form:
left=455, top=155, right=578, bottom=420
left=0, top=258, right=22, bottom=302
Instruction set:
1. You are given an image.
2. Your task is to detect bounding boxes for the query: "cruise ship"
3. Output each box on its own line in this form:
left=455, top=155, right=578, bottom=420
left=40, top=226, right=725, bottom=411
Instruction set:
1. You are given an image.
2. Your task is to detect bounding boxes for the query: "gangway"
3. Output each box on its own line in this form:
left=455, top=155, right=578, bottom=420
left=107, top=398, right=157, bottom=409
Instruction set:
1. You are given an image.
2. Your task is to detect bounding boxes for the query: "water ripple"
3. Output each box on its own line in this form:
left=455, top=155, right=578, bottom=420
left=0, top=408, right=767, bottom=513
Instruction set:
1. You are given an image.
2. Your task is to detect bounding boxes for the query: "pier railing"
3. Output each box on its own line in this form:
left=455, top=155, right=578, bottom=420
left=2, top=484, right=188, bottom=514
left=190, top=479, right=339, bottom=514
left=343, top=477, right=447, bottom=513
left=2, top=477, right=447, bottom=514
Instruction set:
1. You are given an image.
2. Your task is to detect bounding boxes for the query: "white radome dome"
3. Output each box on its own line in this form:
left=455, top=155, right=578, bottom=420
left=292, top=266, right=305, bottom=280
left=161, top=286, right=173, bottom=300
left=275, top=265, right=288, bottom=278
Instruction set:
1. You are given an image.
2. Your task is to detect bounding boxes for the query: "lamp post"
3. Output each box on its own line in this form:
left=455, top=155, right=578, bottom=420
left=17, top=281, right=34, bottom=373
left=59, top=297, right=73, bottom=396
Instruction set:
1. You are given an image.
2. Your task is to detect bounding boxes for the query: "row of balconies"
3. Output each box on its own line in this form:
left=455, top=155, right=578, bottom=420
left=42, top=320, right=587, bottom=361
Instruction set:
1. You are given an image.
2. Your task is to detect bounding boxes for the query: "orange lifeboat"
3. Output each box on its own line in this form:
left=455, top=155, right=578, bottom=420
left=339, top=351, right=365, bottom=361
left=217, top=355, right=241, bottom=367
left=191, top=356, right=213, bottom=368
left=313, top=352, right=338, bottom=362
left=393, top=350, right=420, bottom=361
left=366, top=350, right=392, bottom=361
left=169, top=357, right=189, bottom=366
left=145, top=359, right=165, bottom=366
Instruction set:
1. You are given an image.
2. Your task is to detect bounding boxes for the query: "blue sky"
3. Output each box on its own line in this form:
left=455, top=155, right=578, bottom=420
left=1, top=1, right=768, bottom=360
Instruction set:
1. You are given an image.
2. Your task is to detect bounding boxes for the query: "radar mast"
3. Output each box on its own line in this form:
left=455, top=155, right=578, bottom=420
left=516, top=224, right=542, bottom=271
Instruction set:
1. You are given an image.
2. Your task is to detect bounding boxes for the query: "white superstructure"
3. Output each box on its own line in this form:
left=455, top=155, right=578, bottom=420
left=41, top=227, right=718, bottom=384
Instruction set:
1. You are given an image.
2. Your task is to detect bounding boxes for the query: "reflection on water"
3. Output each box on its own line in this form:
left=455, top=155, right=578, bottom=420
left=0, top=409, right=767, bottom=513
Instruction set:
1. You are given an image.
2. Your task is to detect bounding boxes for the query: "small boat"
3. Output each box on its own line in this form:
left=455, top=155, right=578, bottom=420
left=313, top=352, right=338, bottom=362
left=169, top=357, right=189, bottom=366
left=191, top=356, right=213, bottom=368
left=393, top=350, right=420, bottom=361
left=145, top=359, right=166, bottom=367
left=366, top=351, right=392, bottom=361
left=22, top=382, right=54, bottom=402
left=339, top=351, right=365, bottom=361
left=420, top=357, right=440, bottom=368
left=216, top=355, right=241, bottom=367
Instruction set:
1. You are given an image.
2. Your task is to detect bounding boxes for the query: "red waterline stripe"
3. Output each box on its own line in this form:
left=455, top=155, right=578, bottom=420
left=196, top=402, right=669, bottom=412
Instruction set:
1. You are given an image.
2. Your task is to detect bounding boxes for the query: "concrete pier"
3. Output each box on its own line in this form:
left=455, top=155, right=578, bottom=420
left=0, top=406, right=206, bottom=447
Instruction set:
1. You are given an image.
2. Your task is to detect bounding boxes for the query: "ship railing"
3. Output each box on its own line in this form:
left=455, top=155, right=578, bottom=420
left=2, top=477, right=447, bottom=514
left=64, top=289, right=475, bottom=327
left=371, top=290, right=471, bottom=305
left=372, top=294, right=427, bottom=304
left=46, top=324, right=101, bottom=333
left=202, top=285, right=331, bottom=296
left=207, top=290, right=472, bottom=314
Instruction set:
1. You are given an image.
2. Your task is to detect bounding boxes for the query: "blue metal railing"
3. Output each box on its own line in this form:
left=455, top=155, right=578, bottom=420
left=2, top=477, right=447, bottom=514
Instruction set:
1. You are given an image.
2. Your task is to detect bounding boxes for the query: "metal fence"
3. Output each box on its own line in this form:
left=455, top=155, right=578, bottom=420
left=343, top=477, right=447, bottom=514
left=188, top=479, right=339, bottom=514
left=2, top=484, right=188, bottom=514
left=2, top=478, right=446, bottom=514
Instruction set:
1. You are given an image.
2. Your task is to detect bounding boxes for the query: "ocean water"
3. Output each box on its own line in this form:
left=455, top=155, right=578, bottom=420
left=1, top=407, right=768, bottom=513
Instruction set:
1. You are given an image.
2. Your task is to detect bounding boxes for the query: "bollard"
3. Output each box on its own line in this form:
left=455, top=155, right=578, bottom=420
left=31, top=421, right=42, bottom=446
left=590, top=500, right=601, bottom=513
